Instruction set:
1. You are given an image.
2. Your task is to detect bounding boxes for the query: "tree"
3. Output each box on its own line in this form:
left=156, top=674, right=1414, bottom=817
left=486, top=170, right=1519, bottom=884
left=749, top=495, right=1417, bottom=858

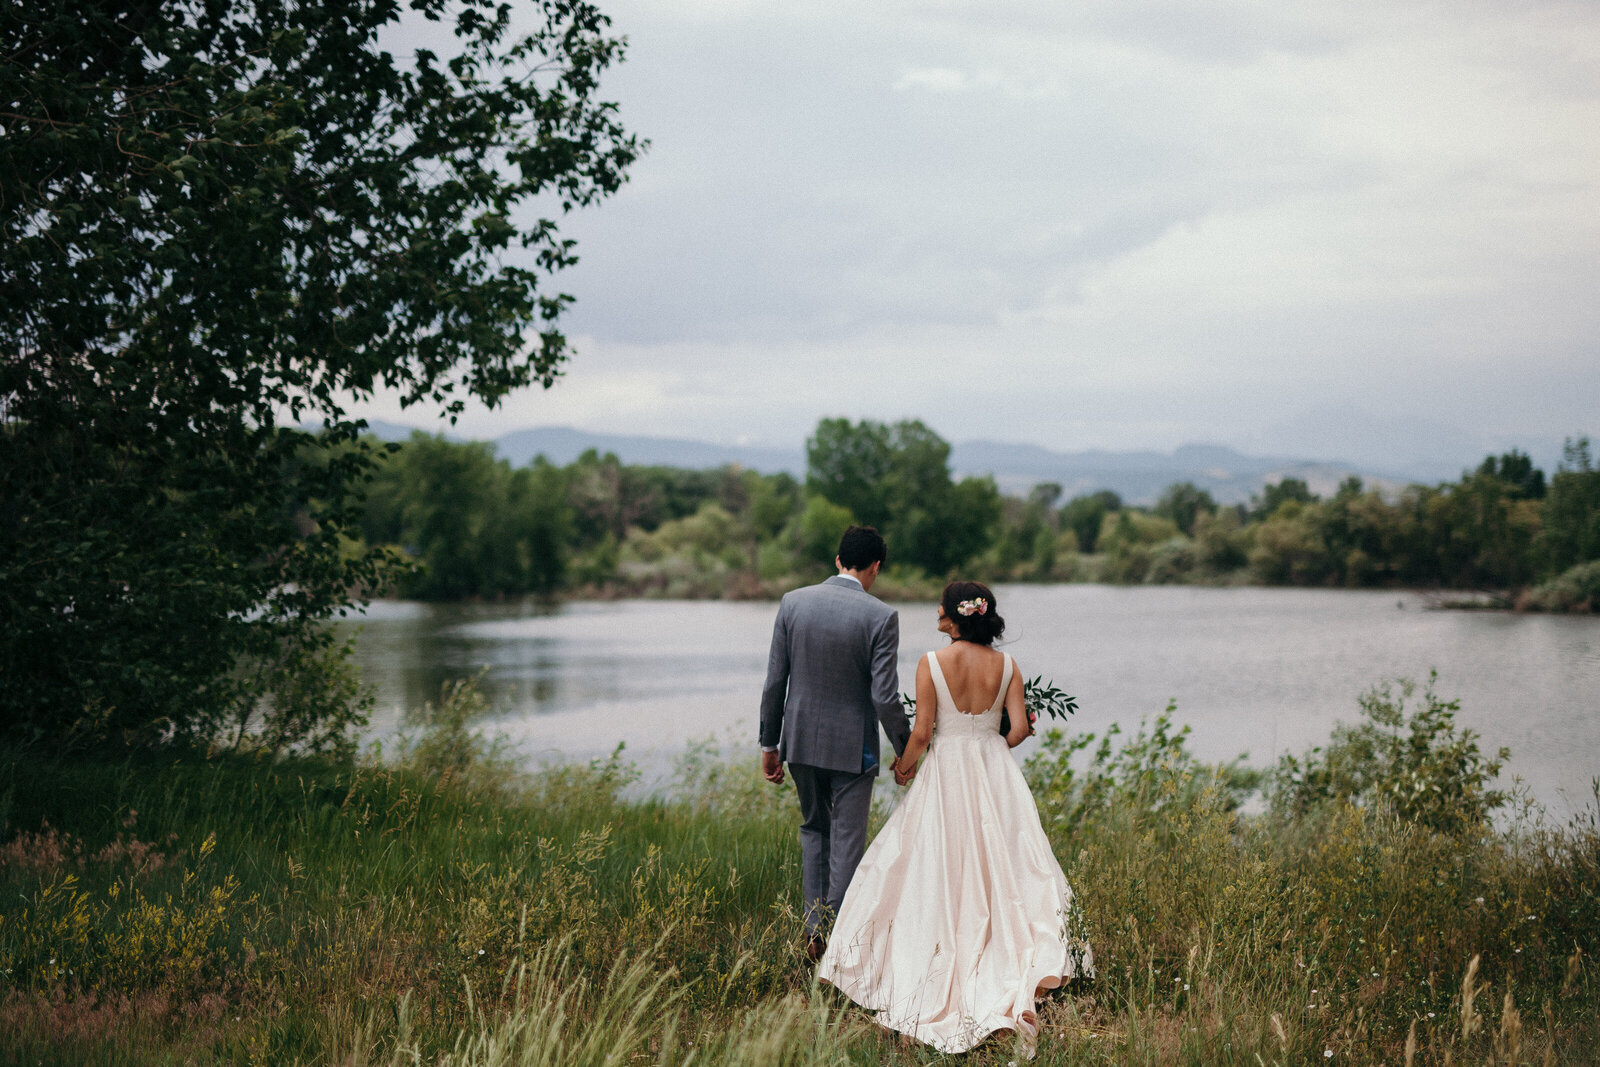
left=1059, top=490, right=1121, bottom=554
left=0, top=0, right=641, bottom=748
left=1540, top=438, right=1600, bottom=573
left=1430, top=466, right=1541, bottom=589
left=361, top=434, right=569, bottom=600
left=1476, top=450, right=1546, bottom=500
left=805, top=419, right=893, bottom=529
left=1153, top=481, right=1217, bottom=537
left=1252, top=477, right=1316, bottom=519
left=805, top=418, right=998, bottom=575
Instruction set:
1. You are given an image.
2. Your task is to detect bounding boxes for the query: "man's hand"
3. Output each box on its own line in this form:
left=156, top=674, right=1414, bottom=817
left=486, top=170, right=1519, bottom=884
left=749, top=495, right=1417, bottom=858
left=762, top=749, right=785, bottom=784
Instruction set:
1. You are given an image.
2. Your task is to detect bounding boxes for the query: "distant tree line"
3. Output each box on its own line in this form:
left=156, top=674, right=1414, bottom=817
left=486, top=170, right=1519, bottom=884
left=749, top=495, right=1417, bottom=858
left=355, top=423, right=1600, bottom=611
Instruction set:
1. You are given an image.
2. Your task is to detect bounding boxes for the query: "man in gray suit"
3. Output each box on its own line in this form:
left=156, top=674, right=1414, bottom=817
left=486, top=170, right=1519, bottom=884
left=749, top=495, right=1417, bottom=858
left=760, top=524, right=912, bottom=959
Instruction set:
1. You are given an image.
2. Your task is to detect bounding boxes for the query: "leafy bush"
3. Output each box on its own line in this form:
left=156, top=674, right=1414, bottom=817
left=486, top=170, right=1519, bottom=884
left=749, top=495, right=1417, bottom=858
left=1025, top=703, right=1258, bottom=840
left=1269, top=674, right=1509, bottom=835
left=1524, top=559, right=1600, bottom=612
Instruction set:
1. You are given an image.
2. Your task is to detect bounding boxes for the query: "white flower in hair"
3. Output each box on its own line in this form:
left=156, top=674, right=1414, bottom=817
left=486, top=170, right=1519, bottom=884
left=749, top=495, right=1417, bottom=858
left=956, top=597, right=987, bottom=616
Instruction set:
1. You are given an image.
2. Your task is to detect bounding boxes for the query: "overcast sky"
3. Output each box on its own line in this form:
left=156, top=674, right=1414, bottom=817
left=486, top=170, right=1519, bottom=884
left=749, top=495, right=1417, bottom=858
left=355, top=0, right=1600, bottom=471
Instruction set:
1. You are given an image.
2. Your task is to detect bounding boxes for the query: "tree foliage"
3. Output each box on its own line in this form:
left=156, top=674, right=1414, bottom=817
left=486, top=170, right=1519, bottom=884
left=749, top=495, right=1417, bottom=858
left=1060, top=490, right=1120, bottom=554
left=0, top=0, right=641, bottom=748
left=1540, top=438, right=1600, bottom=573
left=1269, top=675, right=1509, bottom=837
left=361, top=434, right=570, bottom=599
left=1153, top=480, right=1217, bottom=537
left=804, top=418, right=1000, bottom=576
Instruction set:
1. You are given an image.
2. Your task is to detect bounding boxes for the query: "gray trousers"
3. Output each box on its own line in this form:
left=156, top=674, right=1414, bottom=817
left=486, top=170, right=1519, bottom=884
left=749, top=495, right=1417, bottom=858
left=789, top=762, right=875, bottom=937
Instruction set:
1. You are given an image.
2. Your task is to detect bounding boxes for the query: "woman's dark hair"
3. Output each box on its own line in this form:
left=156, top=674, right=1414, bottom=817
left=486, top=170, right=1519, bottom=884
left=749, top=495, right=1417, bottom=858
left=940, top=580, right=1004, bottom=645
left=837, top=524, right=887, bottom=570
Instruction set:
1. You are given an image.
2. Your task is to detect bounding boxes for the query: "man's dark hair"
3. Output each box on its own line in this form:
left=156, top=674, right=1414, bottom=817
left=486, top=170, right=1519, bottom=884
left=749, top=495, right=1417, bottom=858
left=836, top=525, right=887, bottom=571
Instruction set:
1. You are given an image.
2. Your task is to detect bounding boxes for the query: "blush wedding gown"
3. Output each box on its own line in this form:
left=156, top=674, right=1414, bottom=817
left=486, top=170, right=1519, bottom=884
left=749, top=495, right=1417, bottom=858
left=817, top=650, right=1093, bottom=1056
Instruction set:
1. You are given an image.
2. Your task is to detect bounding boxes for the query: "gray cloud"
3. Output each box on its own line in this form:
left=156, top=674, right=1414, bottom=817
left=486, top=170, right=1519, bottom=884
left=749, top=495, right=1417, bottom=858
left=358, top=0, right=1600, bottom=467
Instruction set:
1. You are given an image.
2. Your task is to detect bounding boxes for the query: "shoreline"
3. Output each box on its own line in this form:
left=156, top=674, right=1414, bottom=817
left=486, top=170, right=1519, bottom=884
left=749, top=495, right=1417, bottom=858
left=357, top=576, right=1598, bottom=613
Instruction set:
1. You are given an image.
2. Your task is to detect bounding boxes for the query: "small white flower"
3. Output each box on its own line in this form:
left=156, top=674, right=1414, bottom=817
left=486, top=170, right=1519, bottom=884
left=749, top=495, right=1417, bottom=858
left=1427, top=1012, right=1436, bottom=1018
left=1475, top=896, right=1485, bottom=905
left=1515, top=947, right=1523, bottom=954
left=477, top=948, right=485, bottom=956
left=1324, top=1051, right=1334, bottom=1059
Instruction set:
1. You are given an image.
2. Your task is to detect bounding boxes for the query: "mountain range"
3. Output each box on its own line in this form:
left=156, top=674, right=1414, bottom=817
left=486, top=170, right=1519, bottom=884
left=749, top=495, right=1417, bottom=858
left=354, top=420, right=1479, bottom=505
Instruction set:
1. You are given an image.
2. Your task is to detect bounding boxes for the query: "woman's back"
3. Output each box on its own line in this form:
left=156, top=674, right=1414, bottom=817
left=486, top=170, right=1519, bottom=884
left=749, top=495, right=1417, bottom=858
left=933, top=643, right=1010, bottom=714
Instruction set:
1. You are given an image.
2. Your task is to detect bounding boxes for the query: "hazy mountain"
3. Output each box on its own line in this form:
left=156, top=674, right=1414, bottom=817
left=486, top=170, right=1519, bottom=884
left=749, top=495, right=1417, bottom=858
left=1244, top=407, right=1573, bottom=485
left=492, top=426, right=806, bottom=473
left=950, top=441, right=1391, bottom=505
left=353, top=419, right=467, bottom=443
left=350, top=422, right=1450, bottom=505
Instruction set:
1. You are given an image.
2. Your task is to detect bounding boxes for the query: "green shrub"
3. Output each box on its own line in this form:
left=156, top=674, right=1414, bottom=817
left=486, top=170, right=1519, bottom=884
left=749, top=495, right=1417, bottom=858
left=1525, top=559, right=1600, bottom=612
left=1268, top=673, right=1509, bottom=835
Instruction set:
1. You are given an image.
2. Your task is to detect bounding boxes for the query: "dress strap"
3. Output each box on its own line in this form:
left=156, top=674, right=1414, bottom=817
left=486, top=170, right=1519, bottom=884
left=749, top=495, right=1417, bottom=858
left=926, top=650, right=956, bottom=710
left=985, top=653, right=1014, bottom=716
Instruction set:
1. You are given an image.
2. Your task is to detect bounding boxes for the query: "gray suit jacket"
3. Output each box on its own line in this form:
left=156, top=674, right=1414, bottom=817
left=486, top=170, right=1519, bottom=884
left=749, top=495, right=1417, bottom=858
left=759, top=576, right=911, bottom=775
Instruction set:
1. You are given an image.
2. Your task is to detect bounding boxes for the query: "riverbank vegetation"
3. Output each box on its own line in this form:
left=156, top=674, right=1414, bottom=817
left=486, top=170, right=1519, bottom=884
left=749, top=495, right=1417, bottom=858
left=355, top=421, right=1600, bottom=610
left=3, top=677, right=1596, bottom=1065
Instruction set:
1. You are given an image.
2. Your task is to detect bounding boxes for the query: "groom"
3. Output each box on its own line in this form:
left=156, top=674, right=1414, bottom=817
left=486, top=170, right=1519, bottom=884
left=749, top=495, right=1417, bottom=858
left=760, top=524, right=912, bottom=960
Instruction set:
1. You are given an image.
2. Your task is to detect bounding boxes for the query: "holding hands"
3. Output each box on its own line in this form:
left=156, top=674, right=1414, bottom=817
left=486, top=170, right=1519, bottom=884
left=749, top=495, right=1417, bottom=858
left=891, top=755, right=917, bottom=787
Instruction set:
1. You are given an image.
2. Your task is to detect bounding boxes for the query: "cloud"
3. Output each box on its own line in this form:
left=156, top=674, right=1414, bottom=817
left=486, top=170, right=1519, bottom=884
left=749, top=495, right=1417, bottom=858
left=892, top=67, right=971, bottom=94
left=374, top=0, right=1600, bottom=463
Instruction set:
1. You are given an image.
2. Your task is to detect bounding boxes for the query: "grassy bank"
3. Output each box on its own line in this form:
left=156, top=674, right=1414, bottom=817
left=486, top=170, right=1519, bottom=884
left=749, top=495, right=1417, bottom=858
left=2, top=685, right=1597, bottom=1065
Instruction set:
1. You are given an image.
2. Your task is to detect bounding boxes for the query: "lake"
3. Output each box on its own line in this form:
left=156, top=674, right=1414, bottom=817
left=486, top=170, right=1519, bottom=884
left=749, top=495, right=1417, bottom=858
left=342, top=586, right=1600, bottom=816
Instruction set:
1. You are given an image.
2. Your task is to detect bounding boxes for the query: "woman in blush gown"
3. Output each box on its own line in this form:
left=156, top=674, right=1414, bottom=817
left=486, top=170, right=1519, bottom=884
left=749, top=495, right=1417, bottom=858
left=817, top=581, right=1092, bottom=1057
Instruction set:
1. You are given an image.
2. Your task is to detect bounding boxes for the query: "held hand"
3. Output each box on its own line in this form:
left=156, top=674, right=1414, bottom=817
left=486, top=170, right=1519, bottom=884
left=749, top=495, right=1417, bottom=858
left=892, top=756, right=916, bottom=787
left=761, top=749, right=785, bottom=785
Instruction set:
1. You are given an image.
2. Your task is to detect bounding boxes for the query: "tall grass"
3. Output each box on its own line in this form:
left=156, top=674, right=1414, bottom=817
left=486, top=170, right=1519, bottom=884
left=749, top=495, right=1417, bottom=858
left=1, top=678, right=1596, bottom=1065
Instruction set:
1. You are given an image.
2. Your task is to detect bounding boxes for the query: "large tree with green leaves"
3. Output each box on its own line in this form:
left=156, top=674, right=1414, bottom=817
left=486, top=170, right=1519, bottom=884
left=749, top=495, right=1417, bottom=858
left=0, top=0, right=641, bottom=749
left=1541, top=438, right=1600, bottom=573
left=805, top=417, right=999, bottom=576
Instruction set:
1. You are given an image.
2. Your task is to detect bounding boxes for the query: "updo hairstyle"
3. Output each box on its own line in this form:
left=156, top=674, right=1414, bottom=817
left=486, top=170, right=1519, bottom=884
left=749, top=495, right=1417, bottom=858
left=940, top=580, right=1005, bottom=645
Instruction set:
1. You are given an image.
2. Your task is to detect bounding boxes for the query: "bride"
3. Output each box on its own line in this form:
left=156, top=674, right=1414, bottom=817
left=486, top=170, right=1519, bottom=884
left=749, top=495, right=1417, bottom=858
left=816, top=581, right=1093, bottom=1056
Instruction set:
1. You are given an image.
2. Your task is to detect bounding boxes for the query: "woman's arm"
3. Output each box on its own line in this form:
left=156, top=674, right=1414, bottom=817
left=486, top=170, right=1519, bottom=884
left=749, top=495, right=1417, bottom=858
left=895, top=655, right=937, bottom=780
left=1003, top=661, right=1030, bottom=748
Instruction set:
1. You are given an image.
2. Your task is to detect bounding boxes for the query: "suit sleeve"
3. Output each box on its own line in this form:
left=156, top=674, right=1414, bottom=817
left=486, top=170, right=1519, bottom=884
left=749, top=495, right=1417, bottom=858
left=870, top=609, right=911, bottom=757
left=758, top=599, right=791, bottom=749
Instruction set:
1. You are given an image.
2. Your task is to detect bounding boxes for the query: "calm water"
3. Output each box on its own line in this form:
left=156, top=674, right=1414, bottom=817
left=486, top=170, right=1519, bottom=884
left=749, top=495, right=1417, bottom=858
left=342, top=587, right=1600, bottom=815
